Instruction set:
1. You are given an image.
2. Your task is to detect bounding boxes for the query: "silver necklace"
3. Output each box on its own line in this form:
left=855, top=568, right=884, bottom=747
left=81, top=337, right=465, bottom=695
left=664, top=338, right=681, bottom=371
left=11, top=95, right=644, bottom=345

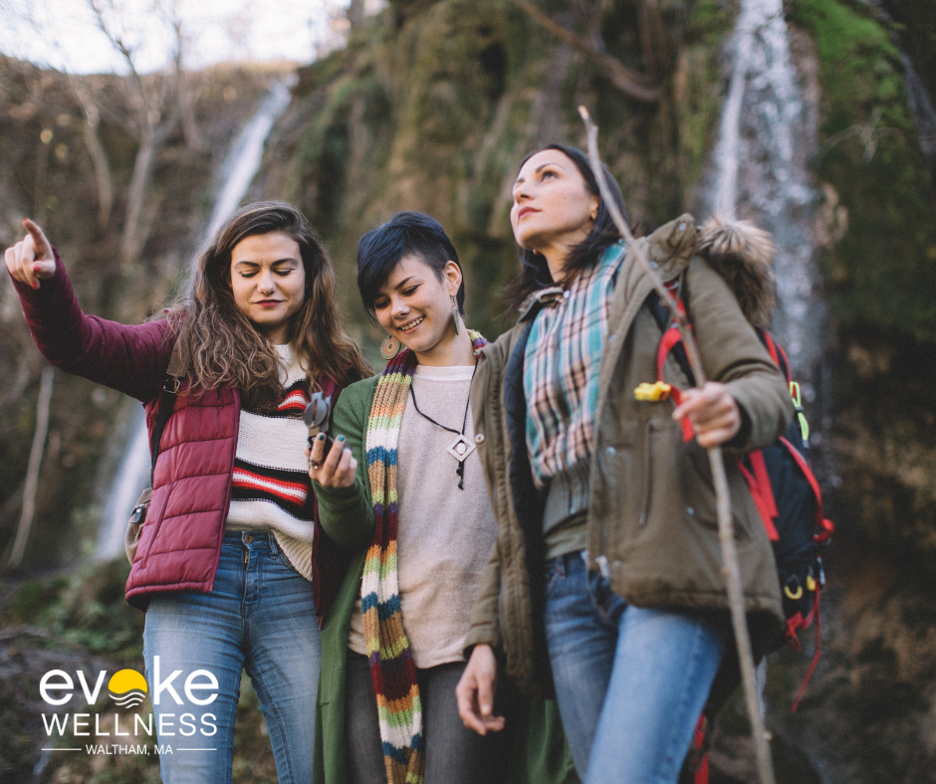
left=408, top=362, right=478, bottom=489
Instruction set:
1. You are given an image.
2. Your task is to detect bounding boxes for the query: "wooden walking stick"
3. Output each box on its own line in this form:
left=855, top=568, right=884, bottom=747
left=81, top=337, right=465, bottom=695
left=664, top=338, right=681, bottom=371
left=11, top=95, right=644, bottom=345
left=578, top=106, right=777, bottom=784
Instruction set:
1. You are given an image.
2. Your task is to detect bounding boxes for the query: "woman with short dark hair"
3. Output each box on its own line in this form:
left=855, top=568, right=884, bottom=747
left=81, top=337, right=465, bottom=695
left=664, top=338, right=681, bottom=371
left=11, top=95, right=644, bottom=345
left=311, top=211, right=574, bottom=784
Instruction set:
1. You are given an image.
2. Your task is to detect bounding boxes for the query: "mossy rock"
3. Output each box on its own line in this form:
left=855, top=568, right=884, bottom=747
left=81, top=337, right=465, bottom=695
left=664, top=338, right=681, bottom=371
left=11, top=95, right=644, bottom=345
left=790, top=0, right=936, bottom=344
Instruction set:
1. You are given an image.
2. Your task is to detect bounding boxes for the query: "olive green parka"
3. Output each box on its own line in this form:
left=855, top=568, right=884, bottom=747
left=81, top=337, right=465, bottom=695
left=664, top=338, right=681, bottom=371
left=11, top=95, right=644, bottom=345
left=464, top=215, right=792, bottom=698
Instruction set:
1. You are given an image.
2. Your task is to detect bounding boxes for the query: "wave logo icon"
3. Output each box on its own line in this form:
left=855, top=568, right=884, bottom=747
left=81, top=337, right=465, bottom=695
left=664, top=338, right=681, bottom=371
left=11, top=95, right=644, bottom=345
left=107, top=669, right=148, bottom=709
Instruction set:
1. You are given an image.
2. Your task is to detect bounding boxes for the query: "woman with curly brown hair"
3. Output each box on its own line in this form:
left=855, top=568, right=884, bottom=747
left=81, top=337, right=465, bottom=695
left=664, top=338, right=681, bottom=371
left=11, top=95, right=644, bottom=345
left=6, top=201, right=371, bottom=784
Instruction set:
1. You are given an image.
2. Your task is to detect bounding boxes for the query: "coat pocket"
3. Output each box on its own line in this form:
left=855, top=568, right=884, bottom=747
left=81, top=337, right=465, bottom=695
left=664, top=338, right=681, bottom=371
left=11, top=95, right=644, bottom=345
left=643, top=418, right=719, bottom=531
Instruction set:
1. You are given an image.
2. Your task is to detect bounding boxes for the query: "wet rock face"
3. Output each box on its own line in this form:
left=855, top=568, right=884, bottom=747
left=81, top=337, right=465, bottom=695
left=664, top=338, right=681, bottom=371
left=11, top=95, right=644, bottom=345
left=770, top=554, right=936, bottom=784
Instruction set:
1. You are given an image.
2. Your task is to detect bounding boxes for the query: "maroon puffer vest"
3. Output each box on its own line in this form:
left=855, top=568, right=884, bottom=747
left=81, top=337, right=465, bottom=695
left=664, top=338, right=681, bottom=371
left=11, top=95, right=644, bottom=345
left=125, top=383, right=239, bottom=609
left=126, top=377, right=342, bottom=618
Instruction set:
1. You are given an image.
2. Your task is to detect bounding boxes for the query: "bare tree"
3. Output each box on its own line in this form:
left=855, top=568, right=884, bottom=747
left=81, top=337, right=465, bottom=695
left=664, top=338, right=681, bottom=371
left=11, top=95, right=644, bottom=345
left=69, top=75, right=114, bottom=229
left=8, top=366, right=54, bottom=569
left=85, top=0, right=195, bottom=267
left=508, top=0, right=659, bottom=103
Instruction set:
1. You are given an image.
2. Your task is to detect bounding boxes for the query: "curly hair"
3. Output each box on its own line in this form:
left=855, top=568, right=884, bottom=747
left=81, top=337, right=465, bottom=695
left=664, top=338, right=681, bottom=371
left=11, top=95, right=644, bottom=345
left=167, top=201, right=371, bottom=410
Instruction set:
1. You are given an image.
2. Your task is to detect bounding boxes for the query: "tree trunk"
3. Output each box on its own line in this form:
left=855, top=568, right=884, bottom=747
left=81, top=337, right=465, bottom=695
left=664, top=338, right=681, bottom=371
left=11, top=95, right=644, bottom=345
left=178, top=70, right=202, bottom=150
left=8, top=367, right=54, bottom=569
left=120, top=125, right=157, bottom=268
left=70, top=77, right=113, bottom=230
left=348, top=0, right=366, bottom=29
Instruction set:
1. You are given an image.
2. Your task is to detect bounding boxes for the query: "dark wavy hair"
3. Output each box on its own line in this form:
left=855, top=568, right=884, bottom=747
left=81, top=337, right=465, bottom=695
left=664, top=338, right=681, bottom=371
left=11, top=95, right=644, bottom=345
left=505, top=143, right=632, bottom=314
left=167, top=201, right=372, bottom=410
left=356, top=211, right=465, bottom=323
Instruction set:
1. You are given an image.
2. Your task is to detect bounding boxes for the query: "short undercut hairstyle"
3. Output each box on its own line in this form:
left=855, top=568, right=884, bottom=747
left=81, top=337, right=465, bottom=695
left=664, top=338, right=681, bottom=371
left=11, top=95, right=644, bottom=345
left=356, top=211, right=465, bottom=322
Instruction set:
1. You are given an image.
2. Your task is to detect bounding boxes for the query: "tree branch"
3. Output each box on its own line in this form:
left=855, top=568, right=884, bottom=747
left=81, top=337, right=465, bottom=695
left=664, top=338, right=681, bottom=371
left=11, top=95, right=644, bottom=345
left=508, top=0, right=659, bottom=103
left=578, top=106, right=777, bottom=784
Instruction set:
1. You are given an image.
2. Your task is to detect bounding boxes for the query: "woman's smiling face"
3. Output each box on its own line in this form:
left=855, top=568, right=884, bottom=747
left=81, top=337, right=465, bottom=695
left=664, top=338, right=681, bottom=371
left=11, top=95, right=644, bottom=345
left=373, top=253, right=461, bottom=362
left=510, top=149, right=599, bottom=268
left=228, top=231, right=306, bottom=345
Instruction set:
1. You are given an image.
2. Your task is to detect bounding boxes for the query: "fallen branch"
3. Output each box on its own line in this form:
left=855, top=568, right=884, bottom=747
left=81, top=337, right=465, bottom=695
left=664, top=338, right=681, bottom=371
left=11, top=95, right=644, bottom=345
left=508, top=0, right=659, bottom=103
left=578, top=106, right=776, bottom=784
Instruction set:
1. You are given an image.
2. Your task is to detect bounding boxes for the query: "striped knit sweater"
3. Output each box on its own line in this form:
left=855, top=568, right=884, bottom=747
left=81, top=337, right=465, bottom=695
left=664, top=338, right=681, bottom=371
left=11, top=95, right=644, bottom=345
left=225, top=343, right=316, bottom=580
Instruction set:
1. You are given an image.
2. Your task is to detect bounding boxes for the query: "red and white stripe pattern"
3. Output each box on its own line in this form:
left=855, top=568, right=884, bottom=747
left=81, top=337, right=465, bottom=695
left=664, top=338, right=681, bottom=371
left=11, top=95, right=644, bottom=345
left=225, top=346, right=317, bottom=580
left=231, top=461, right=309, bottom=517
left=276, top=384, right=308, bottom=417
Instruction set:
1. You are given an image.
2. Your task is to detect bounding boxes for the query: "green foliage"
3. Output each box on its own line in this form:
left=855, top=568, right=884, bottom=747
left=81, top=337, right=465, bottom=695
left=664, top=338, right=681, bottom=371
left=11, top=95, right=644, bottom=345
left=790, top=0, right=936, bottom=343
left=1, top=559, right=144, bottom=658
left=675, top=0, right=736, bottom=195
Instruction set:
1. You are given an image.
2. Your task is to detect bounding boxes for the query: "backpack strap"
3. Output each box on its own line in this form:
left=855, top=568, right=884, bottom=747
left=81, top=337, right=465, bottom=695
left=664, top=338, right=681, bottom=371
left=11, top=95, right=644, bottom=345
left=149, top=340, right=185, bottom=482
left=647, top=275, right=696, bottom=442
left=758, top=328, right=811, bottom=444
left=778, top=436, right=835, bottom=544
left=735, top=452, right=780, bottom=541
left=791, top=587, right=823, bottom=713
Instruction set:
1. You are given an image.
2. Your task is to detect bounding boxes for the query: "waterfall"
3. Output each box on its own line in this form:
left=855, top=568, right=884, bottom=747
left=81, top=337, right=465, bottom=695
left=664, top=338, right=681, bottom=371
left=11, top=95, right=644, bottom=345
left=94, top=80, right=292, bottom=561
left=202, top=81, right=292, bottom=254
left=701, top=0, right=822, bottom=379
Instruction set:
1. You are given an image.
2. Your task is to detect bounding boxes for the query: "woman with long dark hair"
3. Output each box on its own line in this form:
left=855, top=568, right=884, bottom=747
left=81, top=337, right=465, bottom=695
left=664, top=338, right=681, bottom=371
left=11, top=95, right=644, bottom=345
left=6, top=201, right=370, bottom=784
left=456, top=145, right=792, bottom=784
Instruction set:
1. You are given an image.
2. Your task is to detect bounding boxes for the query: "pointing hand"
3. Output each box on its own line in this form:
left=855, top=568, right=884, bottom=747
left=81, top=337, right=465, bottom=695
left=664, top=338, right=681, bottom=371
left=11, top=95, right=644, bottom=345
left=4, top=219, right=56, bottom=290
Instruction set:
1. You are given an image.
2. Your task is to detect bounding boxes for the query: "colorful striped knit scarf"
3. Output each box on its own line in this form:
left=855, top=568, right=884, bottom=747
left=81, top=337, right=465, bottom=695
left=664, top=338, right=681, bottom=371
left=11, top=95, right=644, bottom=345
left=362, top=331, right=487, bottom=784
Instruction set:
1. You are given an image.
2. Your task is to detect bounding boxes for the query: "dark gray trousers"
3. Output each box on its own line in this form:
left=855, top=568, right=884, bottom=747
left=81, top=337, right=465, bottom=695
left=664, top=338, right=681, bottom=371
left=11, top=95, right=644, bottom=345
left=344, top=651, right=509, bottom=784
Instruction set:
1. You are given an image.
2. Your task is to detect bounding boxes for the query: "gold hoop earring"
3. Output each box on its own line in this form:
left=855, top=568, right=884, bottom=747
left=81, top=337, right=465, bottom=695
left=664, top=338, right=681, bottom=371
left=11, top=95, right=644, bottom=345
left=380, top=335, right=401, bottom=360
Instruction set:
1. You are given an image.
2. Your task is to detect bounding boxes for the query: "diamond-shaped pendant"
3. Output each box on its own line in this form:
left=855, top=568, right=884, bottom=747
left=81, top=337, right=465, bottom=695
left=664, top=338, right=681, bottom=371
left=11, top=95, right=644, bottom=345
left=447, top=434, right=476, bottom=462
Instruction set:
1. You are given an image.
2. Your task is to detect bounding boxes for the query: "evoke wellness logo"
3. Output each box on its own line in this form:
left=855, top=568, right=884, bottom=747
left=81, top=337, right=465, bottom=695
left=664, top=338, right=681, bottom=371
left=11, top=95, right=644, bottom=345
left=40, top=658, right=219, bottom=756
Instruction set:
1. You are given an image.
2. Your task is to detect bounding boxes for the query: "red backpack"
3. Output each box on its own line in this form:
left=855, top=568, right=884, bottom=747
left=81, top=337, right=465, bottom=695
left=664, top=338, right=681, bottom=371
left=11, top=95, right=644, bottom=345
left=651, top=284, right=834, bottom=784
left=650, top=285, right=834, bottom=706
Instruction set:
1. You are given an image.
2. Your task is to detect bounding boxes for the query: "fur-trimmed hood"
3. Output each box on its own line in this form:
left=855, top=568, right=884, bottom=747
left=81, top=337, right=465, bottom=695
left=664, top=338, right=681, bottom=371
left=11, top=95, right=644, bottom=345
left=697, top=216, right=776, bottom=329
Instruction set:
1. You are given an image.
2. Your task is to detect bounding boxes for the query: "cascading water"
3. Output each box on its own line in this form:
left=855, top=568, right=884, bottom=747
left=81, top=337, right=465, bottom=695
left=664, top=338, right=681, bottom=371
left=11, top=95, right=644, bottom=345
left=201, top=81, right=292, bottom=258
left=701, top=0, right=823, bottom=380
left=701, top=3, right=832, bottom=776
left=94, top=80, right=292, bottom=561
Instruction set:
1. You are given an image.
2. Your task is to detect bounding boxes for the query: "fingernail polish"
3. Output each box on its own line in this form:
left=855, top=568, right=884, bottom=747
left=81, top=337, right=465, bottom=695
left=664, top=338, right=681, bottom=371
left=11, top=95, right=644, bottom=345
left=317, top=433, right=325, bottom=441
left=337, top=435, right=345, bottom=442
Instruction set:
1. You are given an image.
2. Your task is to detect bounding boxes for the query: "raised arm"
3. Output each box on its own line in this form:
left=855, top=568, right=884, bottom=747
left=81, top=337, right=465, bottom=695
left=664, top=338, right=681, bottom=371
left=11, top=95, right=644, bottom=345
left=6, top=219, right=173, bottom=402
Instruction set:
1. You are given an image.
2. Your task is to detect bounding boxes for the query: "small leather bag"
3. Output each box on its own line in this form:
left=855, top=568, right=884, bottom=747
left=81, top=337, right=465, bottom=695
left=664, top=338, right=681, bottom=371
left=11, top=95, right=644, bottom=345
left=124, top=488, right=153, bottom=564
left=124, top=344, right=185, bottom=565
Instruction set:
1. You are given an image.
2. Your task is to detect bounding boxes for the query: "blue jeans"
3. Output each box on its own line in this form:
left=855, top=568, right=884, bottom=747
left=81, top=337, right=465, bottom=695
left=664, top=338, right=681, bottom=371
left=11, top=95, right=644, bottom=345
left=543, top=552, right=726, bottom=784
left=143, top=531, right=321, bottom=784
